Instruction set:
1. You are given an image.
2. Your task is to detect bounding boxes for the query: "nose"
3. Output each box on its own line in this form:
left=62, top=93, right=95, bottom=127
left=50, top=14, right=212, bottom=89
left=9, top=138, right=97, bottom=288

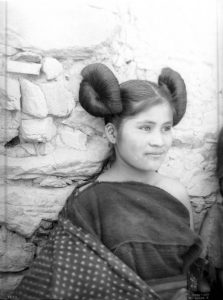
left=149, top=131, right=164, bottom=147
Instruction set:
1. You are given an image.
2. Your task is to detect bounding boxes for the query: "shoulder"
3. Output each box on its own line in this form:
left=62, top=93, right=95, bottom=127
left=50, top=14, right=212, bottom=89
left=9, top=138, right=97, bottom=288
left=66, top=181, right=99, bottom=209
left=160, top=176, right=188, bottom=198
left=156, top=174, right=194, bottom=228
left=78, top=181, right=96, bottom=193
left=68, top=181, right=102, bottom=216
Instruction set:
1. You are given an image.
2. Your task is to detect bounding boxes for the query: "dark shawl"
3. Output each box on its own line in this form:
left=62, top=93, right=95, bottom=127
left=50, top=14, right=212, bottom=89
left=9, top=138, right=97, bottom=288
left=63, top=181, right=202, bottom=280
left=10, top=181, right=202, bottom=300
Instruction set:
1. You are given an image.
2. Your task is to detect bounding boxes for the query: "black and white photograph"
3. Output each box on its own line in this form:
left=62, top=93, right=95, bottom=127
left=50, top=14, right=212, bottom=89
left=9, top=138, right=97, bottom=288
left=0, top=0, right=223, bottom=299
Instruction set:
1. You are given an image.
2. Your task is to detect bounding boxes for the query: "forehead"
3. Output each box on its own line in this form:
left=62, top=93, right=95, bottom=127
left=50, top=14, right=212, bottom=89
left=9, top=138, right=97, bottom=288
left=127, top=102, right=173, bottom=123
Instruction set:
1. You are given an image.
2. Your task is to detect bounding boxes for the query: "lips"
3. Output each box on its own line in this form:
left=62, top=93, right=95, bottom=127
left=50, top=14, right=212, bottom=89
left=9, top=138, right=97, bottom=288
left=145, top=152, right=165, bottom=155
left=144, top=153, right=165, bottom=161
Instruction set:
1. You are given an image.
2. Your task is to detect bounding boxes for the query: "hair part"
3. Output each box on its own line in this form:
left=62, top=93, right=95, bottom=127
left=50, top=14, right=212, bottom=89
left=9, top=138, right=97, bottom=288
left=105, top=80, right=176, bottom=128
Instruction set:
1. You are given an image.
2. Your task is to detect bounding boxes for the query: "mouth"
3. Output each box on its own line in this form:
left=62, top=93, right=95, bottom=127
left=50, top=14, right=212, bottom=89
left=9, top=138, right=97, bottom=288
left=145, top=152, right=165, bottom=157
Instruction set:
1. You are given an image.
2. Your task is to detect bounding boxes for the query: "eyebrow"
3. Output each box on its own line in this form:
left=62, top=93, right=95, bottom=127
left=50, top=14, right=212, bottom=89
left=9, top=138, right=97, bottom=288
left=137, top=121, right=173, bottom=125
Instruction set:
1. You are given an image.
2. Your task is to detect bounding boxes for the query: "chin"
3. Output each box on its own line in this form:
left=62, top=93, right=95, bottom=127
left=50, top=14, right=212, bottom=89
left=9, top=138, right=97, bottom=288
left=137, top=164, right=160, bottom=172
left=144, top=163, right=162, bottom=171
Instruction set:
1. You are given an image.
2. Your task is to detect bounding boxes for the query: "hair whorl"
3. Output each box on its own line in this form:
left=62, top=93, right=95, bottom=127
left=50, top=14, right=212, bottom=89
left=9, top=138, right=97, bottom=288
left=79, top=63, right=122, bottom=117
left=158, top=67, right=187, bottom=125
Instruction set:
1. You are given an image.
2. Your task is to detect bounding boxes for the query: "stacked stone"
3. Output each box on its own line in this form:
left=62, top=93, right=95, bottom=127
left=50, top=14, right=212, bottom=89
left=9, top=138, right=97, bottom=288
left=0, top=0, right=122, bottom=295
left=0, top=51, right=111, bottom=297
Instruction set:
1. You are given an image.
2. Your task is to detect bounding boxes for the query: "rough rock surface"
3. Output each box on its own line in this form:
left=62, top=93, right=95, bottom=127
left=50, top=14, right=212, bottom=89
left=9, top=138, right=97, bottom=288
left=20, top=117, right=57, bottom=142
left=0, top=109, right=20, bottom=143
left=38, top=80, right=74, bottom=117
left=20, top=78, right=48, bottom=118
left=0, top=227, right=35, bottom=271
left=0, top=136, right=110, bottom=180
left=0, top=76, right=21, bottom=111
left=42, top=57, right=63, bottom=80
left=0, top=184, right=74, bottom=236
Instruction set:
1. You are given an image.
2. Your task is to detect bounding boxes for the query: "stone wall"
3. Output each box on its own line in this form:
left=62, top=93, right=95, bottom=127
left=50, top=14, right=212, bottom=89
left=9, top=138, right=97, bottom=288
left=0, top=0, right=220, bottom=297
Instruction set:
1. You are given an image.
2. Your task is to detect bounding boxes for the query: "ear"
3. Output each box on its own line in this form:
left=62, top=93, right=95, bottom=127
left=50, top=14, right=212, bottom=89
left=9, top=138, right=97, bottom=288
left=105, top=123, right=117, bottom=144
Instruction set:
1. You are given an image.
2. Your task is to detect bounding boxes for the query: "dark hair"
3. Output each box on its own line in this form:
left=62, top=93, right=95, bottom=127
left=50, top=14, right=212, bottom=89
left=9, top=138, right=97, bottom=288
left=79, top=63, right=187, bottom=126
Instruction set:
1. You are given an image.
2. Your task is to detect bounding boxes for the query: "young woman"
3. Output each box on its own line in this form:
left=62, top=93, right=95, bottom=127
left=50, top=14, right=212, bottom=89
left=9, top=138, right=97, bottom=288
left=11, top=63, right=202, bottom=300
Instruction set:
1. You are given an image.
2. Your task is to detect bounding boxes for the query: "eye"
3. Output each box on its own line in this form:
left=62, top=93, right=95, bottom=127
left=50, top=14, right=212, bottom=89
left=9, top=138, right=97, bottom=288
left=140, top=126, right=151, bottom=132
left=162, top=125, right=172, bottom=132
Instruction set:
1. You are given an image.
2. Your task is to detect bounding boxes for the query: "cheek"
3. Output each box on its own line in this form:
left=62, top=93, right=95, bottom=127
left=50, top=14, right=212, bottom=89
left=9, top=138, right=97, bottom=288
left=117, top=134, right=143, bottom=160
left=117, top=130, right=138, bottom=148
left=168, top=137, right=173, bottom=147
left=122, top=140, right=140, bottom=157
left=165, top=134, right=173, bottom=148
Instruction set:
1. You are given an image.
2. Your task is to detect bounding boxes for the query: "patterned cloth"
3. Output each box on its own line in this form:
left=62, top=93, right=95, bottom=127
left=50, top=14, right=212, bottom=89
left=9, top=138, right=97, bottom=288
left=10, top=217, right=160, bottom=300
left=10, top=181, right=202, bottom=300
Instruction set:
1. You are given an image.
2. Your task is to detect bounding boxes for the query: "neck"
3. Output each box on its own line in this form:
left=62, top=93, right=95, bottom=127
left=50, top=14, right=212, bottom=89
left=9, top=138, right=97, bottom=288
left=105, top=158, right=158, bottom=185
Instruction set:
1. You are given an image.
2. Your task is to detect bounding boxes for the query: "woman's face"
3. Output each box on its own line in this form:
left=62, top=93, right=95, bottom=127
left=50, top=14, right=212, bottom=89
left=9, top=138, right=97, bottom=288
left=114, top=102, right=173, bottom=173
